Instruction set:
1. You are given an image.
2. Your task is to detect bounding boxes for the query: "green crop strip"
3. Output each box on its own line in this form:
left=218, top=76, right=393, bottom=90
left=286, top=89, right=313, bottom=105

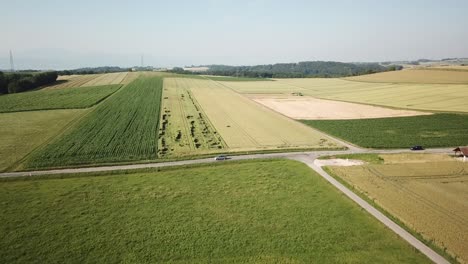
left=25, top=76, right=163, bottom=168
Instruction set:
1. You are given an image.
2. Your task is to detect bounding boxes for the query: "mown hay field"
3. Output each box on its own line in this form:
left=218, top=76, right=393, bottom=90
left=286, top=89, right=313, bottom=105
left=0, top=109, right=86, bottom=171
left=345, top=69, right=468, bottom=84
left=0, top=160, right=429, bottom=263
left=46, top=72, right=129, bottom=90
left=46, top=74, right=101, bottom=89
left=251, top=95, right=430, bottom=120
left=222, top=78, right=468, bottom=112
left=158, top=78, right=226, bottom=157
left=82, top=72, right=128, bottom=86
left=327, top=154, right=468, bottom=263
left=0, top=85, right=121, bottom=113
left=186, top=79, right=339, bottom=150
left=302, top=113, right=468, bottom=148
left=24, top=76, right=163, bottom=168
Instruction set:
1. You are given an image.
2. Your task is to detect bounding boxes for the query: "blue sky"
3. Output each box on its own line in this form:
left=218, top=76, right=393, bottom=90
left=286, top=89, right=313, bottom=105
left=1, top=0, right=467, bottom=69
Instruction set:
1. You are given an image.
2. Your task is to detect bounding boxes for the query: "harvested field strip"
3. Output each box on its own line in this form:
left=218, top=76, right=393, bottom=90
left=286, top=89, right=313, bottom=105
left=25, top=76, right=163, bottom=168
left=0, top=160, right=430, bottom=263
left=346, top=69, right=468, bottom=84
left=158, top=78, right=225, bottom=157
left=302, top=113, right=468, bottom=148
left=272, top=78, right=468, bottom=112
left=45, top=74, right=100, bottom=89
left=328, top=156, right=468, bottom=262
left=186, top=78, right=339, bottom=150
left=0, top=109, right=86, bottom=171
left=251, top=95, right=431, bottom=120
left=82, top=72, right=128, bottom=86
left=121, top=72, right=140, bottom=84
left=0, top=85, right=121, bottom=113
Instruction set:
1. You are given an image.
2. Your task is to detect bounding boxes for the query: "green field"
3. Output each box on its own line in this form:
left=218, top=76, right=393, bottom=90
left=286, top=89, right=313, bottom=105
left=0, top=85, right=121, bottom=113
left=0, top=160, right=429, bottom=263
left=0, top=110, right=86, bottom=171
left=24, top=76, right=163, bottom=168
left=302, top=113, right=468, bottom=148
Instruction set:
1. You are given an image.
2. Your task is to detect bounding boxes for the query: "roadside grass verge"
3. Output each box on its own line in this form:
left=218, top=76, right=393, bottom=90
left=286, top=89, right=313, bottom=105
left=0, top=159, right=429, bottom=263
left=302, top=113, right=468, bottom=148
left=0, top=85, right=121, bottom=113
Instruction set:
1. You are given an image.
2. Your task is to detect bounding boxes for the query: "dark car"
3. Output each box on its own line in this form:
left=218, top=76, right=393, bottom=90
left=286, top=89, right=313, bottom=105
left=410, top=145, right=424, bottom=151
left=214, top=155, right=228, bottom=161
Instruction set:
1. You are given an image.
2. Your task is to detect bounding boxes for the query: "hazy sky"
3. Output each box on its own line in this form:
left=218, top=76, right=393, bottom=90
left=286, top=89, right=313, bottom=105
left=1, top=0, right=467, bottom=69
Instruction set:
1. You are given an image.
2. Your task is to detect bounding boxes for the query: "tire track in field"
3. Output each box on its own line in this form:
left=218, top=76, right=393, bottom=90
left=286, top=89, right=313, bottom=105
left=366, top=166, right=468, bottom=228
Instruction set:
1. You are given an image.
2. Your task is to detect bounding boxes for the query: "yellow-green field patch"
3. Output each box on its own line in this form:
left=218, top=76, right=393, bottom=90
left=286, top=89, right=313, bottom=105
left=327, top=154, right=468, bottom=263
left=186, top=78, right=339, bottom=150
left=158, top=78, right=226, bottom=157
left=346, top=69, right=468, bottom=84
left=0, top=109, right=87, bottom=171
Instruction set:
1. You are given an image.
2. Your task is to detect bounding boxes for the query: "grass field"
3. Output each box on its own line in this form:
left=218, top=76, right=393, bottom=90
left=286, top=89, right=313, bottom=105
left=0, top=110, right=86, bottom=171
left=302, top=113, right=468, bottom=148
left=326, top=154, right=468, bottom=263
left=0, top=160, right=429, bottom=263
left=158, top=78, right=225, bottom=157
left=24, top=76, right=163, bottom=168
left=346, top=69, right=468, bottom=84
left=0, top=85, right=121, bottom=113
left=186, top=78, right=339, bottom=150
left=223, top=78, right=468, bottom=112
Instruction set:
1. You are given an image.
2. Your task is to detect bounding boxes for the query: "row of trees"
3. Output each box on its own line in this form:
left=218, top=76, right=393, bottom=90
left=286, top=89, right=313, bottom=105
left=173, top=61, right=401, bottom=79
left=205, top=61, right=394, bottom=78
left=0, top=71, right=58, bottom=94
left=58, top=66, right=131, bottom=75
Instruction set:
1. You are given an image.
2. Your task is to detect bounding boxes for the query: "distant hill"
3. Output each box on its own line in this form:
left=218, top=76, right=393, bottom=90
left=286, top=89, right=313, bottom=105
left=196, top=61, right=394, bottom=78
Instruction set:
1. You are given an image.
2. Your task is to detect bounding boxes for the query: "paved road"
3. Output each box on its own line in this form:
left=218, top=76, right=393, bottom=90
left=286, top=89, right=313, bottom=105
left=0, top=147, right=454, bottom=263
left=292, top=154, right=450, bottom=264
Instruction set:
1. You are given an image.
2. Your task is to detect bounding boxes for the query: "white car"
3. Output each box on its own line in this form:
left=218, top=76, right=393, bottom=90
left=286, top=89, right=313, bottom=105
left=214, top=155, right=228, bottom=161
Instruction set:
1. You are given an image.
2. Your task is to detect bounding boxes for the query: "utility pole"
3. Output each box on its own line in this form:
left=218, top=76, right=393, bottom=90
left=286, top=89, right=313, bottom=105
left=9, top=50, right=15, bottom=72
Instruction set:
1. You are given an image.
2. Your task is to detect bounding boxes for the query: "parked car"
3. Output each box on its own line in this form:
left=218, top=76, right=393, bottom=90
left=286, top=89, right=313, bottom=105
left=214, top=155, right=228, bottom=161
left=410, top=145, right=424, bottom=151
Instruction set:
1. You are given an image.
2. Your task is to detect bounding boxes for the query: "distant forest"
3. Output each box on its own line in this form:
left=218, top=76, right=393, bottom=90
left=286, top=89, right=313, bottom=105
left=58, top=66, right=131, bottom=75
left=173, top=61, right=402, bottom=78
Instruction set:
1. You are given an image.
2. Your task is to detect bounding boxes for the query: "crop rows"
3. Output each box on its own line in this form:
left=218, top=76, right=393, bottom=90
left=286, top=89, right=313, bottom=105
left=25, top=76, right=163, bottom=168
left=302, top=113, right=468, bottom=148
left=187, top=78, right=339, bottom=150
left=0, top=85, right=121, bottom=113
left=328, top=158, right=468, bottom=262
left=158, top=78, right=225, bottom=157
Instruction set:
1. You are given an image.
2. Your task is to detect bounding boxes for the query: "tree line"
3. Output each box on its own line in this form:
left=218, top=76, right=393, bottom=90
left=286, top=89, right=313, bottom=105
left=172, top=61, right=402, bottom=78
left=58, top=66, right=131, bottom=75
left=0, top=71, right=58, bottom=94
